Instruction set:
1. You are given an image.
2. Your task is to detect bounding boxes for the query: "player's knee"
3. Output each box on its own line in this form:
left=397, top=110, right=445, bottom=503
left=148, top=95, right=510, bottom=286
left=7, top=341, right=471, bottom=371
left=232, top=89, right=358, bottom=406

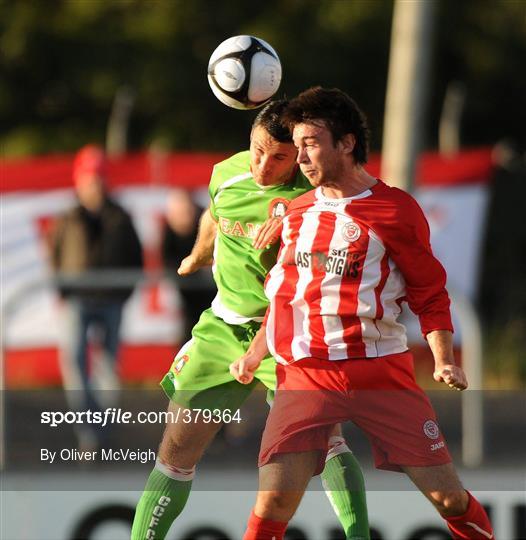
left=255, top=491, right=295, bottom=519
left=429, top=490, right=468, bottom=516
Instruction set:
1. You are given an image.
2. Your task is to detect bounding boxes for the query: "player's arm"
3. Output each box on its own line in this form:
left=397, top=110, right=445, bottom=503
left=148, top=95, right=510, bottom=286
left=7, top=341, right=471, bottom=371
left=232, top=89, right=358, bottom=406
left=229, top=325, right=269, bottom=384
left=380, top=194, right=466, bottom=390
left=428, top=330, right=467, bottom=390
left=177, top=206, right=217, bottom=276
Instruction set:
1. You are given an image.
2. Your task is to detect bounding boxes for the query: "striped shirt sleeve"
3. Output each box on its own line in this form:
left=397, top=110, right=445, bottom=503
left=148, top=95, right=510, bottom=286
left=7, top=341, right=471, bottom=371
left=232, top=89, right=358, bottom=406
left=379, top=193, right=454, bottom=337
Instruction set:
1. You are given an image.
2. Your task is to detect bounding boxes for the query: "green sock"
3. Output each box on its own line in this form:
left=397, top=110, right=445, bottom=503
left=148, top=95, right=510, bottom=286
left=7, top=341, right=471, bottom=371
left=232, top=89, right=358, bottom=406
left=131, top=460, right=194, bottom=540
left=321, top=439, right=370, bottom=540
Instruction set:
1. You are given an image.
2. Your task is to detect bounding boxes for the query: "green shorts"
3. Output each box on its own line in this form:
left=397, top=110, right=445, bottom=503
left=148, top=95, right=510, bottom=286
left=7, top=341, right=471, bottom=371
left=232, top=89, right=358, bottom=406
left=160, top=308, right=276, bottom=410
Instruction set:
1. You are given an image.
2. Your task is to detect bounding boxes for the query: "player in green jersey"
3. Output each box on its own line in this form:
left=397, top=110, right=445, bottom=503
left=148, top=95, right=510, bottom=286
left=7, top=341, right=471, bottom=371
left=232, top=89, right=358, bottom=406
left=131, top=101, right=370, bottom=540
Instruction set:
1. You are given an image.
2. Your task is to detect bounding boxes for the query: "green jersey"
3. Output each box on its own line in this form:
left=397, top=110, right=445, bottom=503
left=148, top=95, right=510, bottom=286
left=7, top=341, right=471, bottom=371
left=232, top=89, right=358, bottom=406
left=209, top=150, right=311, bottom=323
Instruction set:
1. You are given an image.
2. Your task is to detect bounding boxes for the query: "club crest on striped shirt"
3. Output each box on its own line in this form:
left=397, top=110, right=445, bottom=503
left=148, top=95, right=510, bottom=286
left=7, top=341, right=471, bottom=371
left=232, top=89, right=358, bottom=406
left=341, top=221, right=361, bottom=243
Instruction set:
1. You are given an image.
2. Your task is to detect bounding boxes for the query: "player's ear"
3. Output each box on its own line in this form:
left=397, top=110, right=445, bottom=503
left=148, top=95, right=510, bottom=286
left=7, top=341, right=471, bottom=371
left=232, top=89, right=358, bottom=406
left=339, top=133, right=356, bottom=155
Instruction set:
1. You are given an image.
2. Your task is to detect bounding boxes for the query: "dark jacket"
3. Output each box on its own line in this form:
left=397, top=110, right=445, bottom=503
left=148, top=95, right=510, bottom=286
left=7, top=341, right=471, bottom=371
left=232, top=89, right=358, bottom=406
left=160, top=212, right=201, bottom=272
left=52, top=197, right=143, bottom=302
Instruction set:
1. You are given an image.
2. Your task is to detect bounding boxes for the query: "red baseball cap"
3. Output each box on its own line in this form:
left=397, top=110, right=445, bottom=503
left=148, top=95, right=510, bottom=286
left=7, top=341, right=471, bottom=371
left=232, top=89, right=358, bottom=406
left=73, top=144, right=107, bottom=183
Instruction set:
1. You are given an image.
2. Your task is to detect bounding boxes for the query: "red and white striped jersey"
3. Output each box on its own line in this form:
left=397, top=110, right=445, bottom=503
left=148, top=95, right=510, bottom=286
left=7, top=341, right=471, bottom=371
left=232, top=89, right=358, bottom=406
left=264, top=180, right=453, bottom=364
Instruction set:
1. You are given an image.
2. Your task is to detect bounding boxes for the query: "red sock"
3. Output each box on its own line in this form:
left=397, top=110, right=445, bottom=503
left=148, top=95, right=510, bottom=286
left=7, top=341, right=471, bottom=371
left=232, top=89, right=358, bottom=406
left=243, top=509, right=288, bottom=540
left=445, top=491, right=494, bottom=539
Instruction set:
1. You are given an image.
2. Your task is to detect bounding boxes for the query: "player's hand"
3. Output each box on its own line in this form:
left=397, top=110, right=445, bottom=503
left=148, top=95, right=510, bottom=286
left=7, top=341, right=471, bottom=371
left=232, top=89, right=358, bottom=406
left=252, top=217, right=283, bottom=249
left=229, top=354, right=261, bottom=385
left=433, top=365, right=468, bottom=391
left=177, top=254, right=211, bottom=276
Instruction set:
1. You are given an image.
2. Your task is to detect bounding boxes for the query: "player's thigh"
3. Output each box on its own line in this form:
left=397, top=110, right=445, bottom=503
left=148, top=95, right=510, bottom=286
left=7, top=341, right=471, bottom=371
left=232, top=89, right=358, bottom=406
left=158, top=399, right=224, bottom=468
left=403, top=463, right=467, bottom=513
left=159, top=379, right=257, bottom=469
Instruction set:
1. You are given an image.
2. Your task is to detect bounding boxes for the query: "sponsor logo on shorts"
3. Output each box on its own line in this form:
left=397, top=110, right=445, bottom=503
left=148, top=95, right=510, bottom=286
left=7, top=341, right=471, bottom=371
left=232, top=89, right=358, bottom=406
left=341, top=221, right=361, bottom=242
left=430, top=441, right=445, bottom=452
left=174, top=355, right=189, bottom=374
left=423, top=419, right=440, bottom=440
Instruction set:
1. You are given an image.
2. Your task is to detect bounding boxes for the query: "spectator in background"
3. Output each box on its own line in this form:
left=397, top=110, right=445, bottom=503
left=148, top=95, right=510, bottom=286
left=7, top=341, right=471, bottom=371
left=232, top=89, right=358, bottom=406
left=160, top=189, right=216, bottom=343
left=51, top=144, right=143, bottom=450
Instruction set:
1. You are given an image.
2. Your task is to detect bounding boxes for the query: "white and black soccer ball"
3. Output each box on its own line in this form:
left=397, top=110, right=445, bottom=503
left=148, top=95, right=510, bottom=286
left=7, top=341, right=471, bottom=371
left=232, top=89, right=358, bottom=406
left=207, top=35, right=282, bottom=110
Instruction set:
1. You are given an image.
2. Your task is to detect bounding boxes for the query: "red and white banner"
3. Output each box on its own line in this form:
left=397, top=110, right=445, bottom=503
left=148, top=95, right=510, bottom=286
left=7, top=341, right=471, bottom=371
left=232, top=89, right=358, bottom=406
left=1, top=148, right=494, bottom=385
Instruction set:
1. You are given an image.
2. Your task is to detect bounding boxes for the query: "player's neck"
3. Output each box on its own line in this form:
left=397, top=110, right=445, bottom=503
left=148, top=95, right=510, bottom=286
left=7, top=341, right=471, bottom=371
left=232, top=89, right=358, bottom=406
left=321, top=166, right=377, bottom=199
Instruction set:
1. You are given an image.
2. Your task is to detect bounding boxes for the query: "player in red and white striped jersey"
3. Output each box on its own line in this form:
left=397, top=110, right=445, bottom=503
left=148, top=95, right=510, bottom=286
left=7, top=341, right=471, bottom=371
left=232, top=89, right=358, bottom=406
left=265, top=176, right=453, bottom=364
left=231, top=87, right=494, bottom=540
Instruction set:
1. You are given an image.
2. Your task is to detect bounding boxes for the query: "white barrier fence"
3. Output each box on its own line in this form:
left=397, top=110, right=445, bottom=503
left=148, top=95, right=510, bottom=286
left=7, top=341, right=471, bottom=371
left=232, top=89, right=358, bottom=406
left=2, top=470, right=525, bottom=539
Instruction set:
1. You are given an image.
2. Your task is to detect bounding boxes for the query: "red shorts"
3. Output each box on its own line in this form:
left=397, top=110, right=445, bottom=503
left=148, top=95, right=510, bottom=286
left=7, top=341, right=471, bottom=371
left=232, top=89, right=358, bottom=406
left=259, top=352, right=451, bottom=475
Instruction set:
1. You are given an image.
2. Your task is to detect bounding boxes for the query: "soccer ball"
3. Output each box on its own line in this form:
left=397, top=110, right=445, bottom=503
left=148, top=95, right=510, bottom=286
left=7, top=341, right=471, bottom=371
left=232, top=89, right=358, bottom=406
left=207, top=35, right=282, bottom=110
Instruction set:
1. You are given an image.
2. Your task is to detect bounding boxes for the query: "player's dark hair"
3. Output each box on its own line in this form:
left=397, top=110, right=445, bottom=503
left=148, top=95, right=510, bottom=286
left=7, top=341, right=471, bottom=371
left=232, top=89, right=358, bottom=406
left=252, top=99, right=292, bottom=143
left=282, top=87, right=369, bottom=164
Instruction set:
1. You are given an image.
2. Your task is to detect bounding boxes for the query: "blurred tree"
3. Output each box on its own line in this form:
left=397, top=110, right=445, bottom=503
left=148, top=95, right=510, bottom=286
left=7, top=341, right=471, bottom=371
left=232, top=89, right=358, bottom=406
left=0, top=0, right=524, bottom=157
left=430, top=0, right=526, bottom=148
